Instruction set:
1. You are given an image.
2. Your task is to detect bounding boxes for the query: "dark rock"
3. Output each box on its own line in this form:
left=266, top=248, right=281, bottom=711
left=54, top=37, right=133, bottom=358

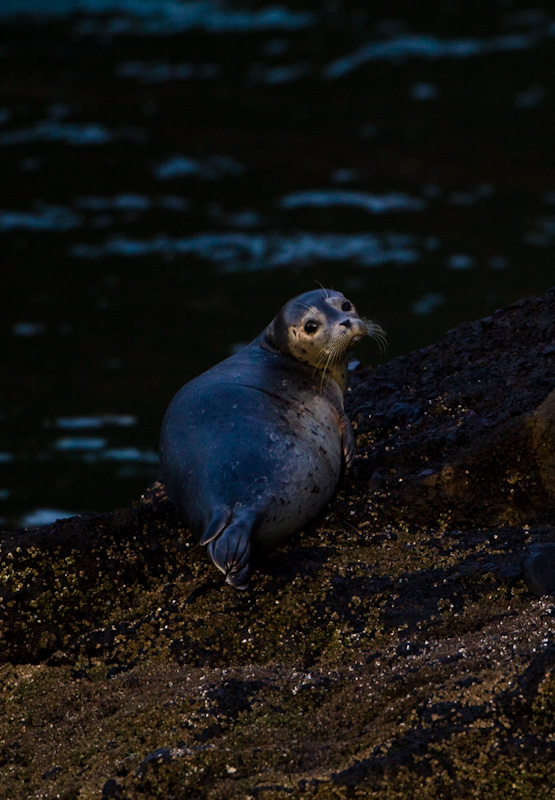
left=101, top=779, right=123, bottom=799
left=3, top=291, right=555, bottom=799
left=136, top=748, right=174, bottom=779
left=42, top=766, right=62, bottom=781
left=496, top=558, right=523, bottom=581
left=384, top=401, right=423, bottom=425
left=522, top=543, right=555, bottom=596
left=348, top=288, right=555, bottom=529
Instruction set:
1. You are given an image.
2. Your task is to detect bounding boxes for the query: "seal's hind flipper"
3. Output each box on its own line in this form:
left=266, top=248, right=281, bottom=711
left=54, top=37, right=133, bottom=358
left=199, top=507, right=232, bottom=545
left=206, top=515, right=252, bottom=590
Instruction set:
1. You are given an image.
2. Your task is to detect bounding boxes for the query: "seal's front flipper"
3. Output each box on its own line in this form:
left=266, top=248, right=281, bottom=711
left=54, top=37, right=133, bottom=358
left=339, top=410, right=356, bottom=471
left=205, top=514, right=253, bottom=590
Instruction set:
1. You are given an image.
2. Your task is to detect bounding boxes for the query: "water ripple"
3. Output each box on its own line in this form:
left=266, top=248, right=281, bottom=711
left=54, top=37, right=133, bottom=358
left=115, top=60, right=221, bottom=83
left=55, top=415, right=138, bottom=429
left=4, top=1, right=317, bottom=35
left=324, top=30, right=548, bottom=79
left=279, top=189, right=426, bottom=214
left=0, top=205, right=81, bottom=232
left=71, top=230, right=419, bottom=268
left=154, top=154, right=245, bottom=180
left=0, top=121, right=144, bottom=146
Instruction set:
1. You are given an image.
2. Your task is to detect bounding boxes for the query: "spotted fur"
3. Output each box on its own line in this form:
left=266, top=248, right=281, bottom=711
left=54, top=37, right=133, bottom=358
left=160, top=289, right=384, bottom=588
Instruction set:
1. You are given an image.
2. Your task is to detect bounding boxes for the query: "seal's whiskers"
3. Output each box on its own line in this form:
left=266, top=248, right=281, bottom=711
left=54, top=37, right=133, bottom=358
left=160, top=287, right=383, bottom=589
left=313, top=339, right=346, bottom=390
left=366, top=319, right=387, bottom=355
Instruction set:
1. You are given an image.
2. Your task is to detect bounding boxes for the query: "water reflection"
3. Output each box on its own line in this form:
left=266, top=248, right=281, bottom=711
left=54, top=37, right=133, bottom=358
left=323, top=30, right=547, bottom=78
left=1, top=0, right=555, bottom=528
left=71, top=231, right=421, bottom=268
left=278, top=190, right=426, bottom=213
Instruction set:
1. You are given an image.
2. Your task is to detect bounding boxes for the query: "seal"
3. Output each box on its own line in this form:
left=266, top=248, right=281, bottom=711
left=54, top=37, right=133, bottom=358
left=159, top=288, right=384, bottom=588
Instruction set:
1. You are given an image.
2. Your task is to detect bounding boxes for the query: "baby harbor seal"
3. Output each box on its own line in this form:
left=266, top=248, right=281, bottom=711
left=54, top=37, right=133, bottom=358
left=159, top=289, right=384, bottom=588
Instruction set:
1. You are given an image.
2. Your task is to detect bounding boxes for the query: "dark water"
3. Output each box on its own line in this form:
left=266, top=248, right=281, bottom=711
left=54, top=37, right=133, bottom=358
left=2, top=0, right=554, bottom=528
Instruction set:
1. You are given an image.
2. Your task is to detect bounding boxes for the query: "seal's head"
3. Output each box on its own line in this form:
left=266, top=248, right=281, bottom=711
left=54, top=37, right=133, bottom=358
left=264, top=288, right=385, bottom=390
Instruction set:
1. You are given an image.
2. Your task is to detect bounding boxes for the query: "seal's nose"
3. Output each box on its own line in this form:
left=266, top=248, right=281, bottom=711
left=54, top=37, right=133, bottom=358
left=339, top=319, right=352, bottom=328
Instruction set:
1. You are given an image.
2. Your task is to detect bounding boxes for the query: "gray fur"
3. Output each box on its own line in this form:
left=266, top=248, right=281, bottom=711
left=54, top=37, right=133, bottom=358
left=159, top=289, right=374, bottom=588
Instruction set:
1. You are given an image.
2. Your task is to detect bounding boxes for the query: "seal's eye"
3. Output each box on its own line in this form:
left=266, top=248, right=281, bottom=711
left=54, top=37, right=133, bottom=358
left=304, top=319, right=320, bottom=334
left=341, top=300, right=352, bottom=312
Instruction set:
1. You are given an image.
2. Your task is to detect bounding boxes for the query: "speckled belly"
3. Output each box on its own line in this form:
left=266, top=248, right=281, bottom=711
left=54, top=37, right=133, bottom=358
left=254, top=396, right=343, bottom=550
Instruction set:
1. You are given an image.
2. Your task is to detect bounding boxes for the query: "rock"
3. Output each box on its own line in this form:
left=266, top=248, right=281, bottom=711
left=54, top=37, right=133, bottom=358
left=3, top=290, right=555, bottom=799
left=101, top=779, right=124, bottom=799
left=348, top=287, right=555, bottom=528
left=522, top=543, right=555, bottom=596
left=531, top=388, right=555, bottom=497
left=136, top=748, right=175, bottom=779
left=42, top=766, right=62, bottom=781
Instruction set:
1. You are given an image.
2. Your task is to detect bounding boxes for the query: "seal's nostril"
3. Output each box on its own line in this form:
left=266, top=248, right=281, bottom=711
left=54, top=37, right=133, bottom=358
left=339, top=319, right=352, bottom=328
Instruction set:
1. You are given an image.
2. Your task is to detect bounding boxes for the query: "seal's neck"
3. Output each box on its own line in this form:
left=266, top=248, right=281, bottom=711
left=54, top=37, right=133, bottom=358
left=329, top=362, right=348, bottom=393
left=259, top=325, right=348, bottom=393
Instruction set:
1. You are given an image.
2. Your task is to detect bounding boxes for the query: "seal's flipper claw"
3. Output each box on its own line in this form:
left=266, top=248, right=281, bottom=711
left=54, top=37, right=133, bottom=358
left=199, top=507, right=232, bottom=545
left=206, top=518, right=252, bottom=589
left=225, top=564, right=251, bottom=590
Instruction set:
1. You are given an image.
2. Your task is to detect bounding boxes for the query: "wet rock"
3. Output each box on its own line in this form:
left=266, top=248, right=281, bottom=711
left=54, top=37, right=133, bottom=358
left=348, top=287, right=555, bottom=528
left=384, top=401, right=423, bottom=425
left=531, top=388, right=555, bottom=497
left=136, top=747, right=174, bottom=779
left=101, top=779, right=123, bottom=799
left=522, top=543, right=555, bottom=596
left=3, top=290, right=555, bottom=799
left=42, top=766, right=62, bottom=781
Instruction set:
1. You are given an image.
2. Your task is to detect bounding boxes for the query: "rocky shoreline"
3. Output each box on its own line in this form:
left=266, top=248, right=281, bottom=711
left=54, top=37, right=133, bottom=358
left=2, top=289, right=555, bottom=799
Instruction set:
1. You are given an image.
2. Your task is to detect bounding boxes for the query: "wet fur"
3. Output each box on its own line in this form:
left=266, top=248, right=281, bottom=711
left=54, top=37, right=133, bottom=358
left=160, top=288, right=384, bottom=588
